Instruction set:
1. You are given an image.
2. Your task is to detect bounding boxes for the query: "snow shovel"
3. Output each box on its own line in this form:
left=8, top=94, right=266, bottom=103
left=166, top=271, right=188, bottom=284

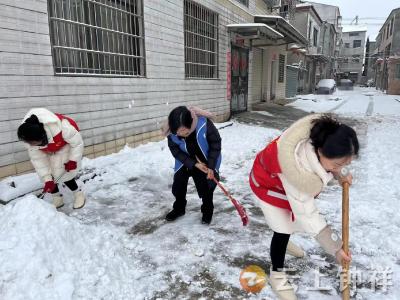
left=37, top=173, right=65, bottom=199
left=341, top=167, right=350, bottom=300
left=196, top=157, right=249, bottom=226
left=212, top=178, right=249, bottom=226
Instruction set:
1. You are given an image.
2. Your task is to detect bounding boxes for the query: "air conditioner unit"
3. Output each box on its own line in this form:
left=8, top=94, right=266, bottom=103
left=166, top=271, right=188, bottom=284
left=263, top=0, right=281, bottom=9
left=273, top=0, right=282, bottom=8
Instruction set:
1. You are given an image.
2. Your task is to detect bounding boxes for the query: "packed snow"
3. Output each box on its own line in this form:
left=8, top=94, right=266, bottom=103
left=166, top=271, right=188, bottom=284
left=289, top=93, right=344, bottom=112
left=1, top=87, right=399, bottom=299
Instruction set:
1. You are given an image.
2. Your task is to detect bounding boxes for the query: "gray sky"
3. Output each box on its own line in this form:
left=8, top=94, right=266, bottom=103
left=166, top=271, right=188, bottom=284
left=310, top=0, right=399, bottom=40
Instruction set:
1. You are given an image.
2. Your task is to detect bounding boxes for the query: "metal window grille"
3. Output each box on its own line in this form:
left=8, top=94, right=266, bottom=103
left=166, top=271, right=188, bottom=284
left=48, top=0, right=145, bottom=77
left=278, top=54, right=285, bottom=83
left=184, top=0, right=219, bottom=79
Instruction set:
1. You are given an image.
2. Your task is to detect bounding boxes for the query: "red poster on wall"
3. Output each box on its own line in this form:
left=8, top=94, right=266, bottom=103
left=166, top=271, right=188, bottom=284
left=227, top=51, right=231, bottom=101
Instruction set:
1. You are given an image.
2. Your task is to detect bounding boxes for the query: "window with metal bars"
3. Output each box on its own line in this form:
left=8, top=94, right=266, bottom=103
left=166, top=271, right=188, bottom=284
left=184, top=0, right=219, bottom=79
left=278, top=54, right=285, bottom=83
left=48, top=0, right=145, bottom=77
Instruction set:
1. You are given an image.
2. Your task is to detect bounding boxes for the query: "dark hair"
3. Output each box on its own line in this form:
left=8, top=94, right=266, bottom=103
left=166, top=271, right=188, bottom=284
left=17, top=114, right=47, bottom=143
left=168, top=106, right=193, bottom=134
left=310, top=114, right=359, bottom=159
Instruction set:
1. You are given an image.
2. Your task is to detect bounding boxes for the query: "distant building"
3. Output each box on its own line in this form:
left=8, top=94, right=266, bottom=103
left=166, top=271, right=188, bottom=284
left=287, top=1, right=341, bottom=95
left=374, top=7, right=400, bottom=95
left=306, top=2, right=342, bottom=77
left=337, top=25, right=367, bottom=83
left=364, top=38, right=377, bottom=81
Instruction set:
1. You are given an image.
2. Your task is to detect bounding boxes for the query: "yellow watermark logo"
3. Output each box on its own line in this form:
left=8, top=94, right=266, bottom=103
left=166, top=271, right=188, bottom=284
left=239, top=265, right=268, bottom=293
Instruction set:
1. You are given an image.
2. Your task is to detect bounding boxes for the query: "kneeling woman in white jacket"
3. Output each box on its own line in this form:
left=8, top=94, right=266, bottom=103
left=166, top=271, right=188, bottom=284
left=17, top=108, right=85, bottom=209
left=250, top=114, right=358, bottom=300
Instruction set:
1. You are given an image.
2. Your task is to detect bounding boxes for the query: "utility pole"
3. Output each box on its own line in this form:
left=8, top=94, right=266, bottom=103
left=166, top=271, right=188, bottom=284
left=350, top=16, right=359, bottom=25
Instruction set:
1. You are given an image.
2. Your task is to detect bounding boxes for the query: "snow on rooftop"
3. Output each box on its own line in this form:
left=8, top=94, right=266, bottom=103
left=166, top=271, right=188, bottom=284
left=296, top=3, right=312, bottom=8
left=342, top=24, right=368, bottom=33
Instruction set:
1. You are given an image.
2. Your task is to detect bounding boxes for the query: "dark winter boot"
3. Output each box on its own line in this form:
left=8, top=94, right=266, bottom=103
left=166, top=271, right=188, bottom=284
left=165, top=209, right=185, bottom=221
left=201, top=196, right=214, bottom=225
left=166, top=198, right=187, bottom=221
left=201, top=213, right=213, bottom=225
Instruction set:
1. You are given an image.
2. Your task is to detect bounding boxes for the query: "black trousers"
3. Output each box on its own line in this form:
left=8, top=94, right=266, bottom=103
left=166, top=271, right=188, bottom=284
left=51, top=178, right=78, bottom=194
left=171, top=167, right=218, bottom=217
left=270, top=231, right=290, bottom=271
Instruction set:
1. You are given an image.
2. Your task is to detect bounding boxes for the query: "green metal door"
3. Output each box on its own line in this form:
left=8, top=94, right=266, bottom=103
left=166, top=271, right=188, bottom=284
left=286, top=66, right=299, bottom=98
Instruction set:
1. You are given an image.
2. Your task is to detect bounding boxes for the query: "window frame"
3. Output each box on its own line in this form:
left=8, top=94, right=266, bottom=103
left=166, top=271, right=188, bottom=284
left=395, top=64, right=400, bottom=79
left=313, top=27, right=318, bottom=47
left=278, top=54, right=285, bottom=83
left=353, top=40, right=362, bottom=48
left=47, top=0, right=146, bottom=77
left=390, top=19, right=394, bottom=36
left=183, top=0, right=219, bottom=79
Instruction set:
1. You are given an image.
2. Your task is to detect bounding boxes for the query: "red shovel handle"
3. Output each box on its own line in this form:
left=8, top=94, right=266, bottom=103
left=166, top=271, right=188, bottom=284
left=195, top=157, right=248, bottom=226
left=213, top=178, right=249, bottom=226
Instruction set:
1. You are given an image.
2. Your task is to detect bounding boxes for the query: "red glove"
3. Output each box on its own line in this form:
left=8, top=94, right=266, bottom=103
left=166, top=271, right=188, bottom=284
left=43, top=181, right=56, bottom=193
left=64, top=160, right=77, bottom=172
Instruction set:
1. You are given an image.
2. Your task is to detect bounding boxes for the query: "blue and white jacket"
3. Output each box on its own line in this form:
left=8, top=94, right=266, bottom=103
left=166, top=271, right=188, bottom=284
left=168, top=117, right=222, bottom=173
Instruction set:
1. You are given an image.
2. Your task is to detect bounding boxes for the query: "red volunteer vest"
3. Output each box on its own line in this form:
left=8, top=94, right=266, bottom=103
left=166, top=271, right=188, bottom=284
left=249, top=138, right=293, bottom=213
left=40, top=114, right=79, bottom=153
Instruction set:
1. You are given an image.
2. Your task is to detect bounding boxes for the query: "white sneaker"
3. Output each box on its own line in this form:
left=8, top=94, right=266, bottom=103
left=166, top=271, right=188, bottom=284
left=286, top=241, right=305, bottom=258
left=269, top=269, right=298, bottom=300
left=52, top=194, right=64, bottom=209
left=73, top=190, right=86, bottom=209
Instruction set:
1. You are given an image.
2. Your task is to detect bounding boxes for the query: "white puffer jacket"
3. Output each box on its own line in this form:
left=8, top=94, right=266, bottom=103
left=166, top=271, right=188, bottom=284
left=22, top=108, right=84, bottom=183
left=257, top=114, right=334, bottom=235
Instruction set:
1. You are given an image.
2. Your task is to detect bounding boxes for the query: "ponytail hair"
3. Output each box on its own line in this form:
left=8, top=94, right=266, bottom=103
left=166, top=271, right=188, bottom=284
left=310, top=114, right=359, bottom=158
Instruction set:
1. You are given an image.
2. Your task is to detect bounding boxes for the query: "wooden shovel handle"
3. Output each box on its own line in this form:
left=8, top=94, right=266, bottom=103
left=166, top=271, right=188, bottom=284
left=342, top=182, right=350, bottom=300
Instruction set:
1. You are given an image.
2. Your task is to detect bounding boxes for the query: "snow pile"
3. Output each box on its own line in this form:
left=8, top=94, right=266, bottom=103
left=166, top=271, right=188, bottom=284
left=0, top=173, right=42, bottom=204
left=0, top=196, right=155, bottom=300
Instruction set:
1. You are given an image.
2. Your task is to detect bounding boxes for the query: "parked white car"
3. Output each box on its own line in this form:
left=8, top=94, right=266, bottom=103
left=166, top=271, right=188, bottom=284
left=315, top=79, right=337, bottom=94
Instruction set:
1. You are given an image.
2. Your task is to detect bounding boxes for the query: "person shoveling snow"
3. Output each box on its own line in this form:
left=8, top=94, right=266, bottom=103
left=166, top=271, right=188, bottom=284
left=249, top=114, right=358, bottom=300
left=162, top=106, right=222, bottom=225
left=17, top=108, right=86, bottom=209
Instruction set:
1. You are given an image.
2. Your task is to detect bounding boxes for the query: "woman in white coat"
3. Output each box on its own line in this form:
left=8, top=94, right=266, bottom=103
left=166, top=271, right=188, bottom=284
left=17, top=108, right=85, bottom=209
left=249, top=114, right=358, bottom=300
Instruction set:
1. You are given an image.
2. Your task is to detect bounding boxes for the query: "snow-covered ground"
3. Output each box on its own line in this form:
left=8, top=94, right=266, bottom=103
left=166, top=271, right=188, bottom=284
left=1, top=87, right=400, bottom=299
